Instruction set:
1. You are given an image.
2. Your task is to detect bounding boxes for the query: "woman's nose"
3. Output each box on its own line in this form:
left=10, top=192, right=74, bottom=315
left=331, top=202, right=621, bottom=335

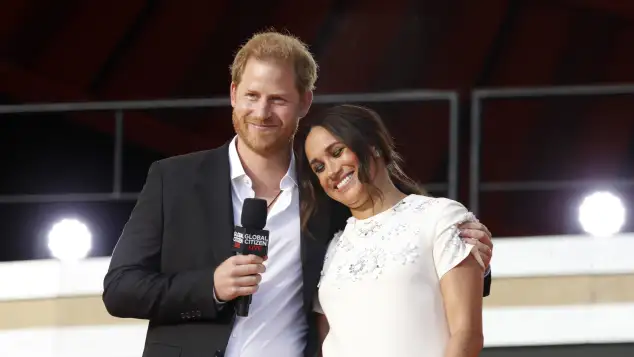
left=327, top=161, right=341, bottom=180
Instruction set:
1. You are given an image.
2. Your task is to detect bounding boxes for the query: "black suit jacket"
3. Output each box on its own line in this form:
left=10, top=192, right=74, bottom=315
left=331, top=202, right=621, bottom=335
left=103, top=142, right=492, bottom=357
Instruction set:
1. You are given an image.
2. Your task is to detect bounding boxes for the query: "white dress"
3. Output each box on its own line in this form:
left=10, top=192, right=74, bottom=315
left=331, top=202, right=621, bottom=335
left=314, top=194, right=484, bottom=357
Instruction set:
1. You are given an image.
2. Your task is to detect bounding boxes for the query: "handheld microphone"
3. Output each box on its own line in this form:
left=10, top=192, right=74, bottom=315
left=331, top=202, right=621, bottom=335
left=232, top=198, right=269, bottom=317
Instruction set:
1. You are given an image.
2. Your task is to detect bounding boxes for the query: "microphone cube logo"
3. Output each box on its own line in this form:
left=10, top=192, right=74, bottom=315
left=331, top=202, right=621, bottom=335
left=233, top=226, right=269, bottom=256
left=233, top=231, right=244, bottom=249
left=243, top=232, right=268, bottom=250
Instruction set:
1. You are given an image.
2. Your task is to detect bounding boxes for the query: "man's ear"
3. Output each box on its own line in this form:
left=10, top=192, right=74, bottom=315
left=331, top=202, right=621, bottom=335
left=230, top=82, right=238, bottom=108
left=299, top=90, right=313, bottom=118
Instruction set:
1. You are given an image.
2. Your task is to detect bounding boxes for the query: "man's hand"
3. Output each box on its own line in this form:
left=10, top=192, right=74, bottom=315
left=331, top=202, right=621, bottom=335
left=458, top=221, right=493, bottom=270
left=213, top=254, right=266, bottom=302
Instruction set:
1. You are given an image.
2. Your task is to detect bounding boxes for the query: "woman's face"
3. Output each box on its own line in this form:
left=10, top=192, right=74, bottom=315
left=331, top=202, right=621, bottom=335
left=304, top=126, right=370, bottom=208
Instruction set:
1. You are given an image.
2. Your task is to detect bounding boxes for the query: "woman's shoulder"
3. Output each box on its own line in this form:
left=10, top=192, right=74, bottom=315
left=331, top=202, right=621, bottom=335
left=399, top=195, right=472, bottom=222
left=399, top=194, right=459, bottom=212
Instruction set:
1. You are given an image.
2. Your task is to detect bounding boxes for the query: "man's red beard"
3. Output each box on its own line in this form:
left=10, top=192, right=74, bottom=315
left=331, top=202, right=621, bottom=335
left=232, top=110, right=295, bottom=157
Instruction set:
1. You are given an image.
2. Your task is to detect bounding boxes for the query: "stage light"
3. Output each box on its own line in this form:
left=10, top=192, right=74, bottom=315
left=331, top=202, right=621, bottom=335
left=578, top=191, right=626, bottom=237
left=47, top=218, right=92, bottom=261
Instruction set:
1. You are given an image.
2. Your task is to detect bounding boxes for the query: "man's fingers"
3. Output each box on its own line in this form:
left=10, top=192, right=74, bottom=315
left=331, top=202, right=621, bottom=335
left=235, top=285, right=259, bottom=296
left=459, top=222, right=492, bottom=238
left=460, top=228, right=487, bottom=240
left=216, top=255, right=265, bottom=301
left=480, top=250, right=492, bottom=265
left=231, top=254, right=264, bottom=265
left=478, top=234, right=493, bottom=247
left=232, top=263, right=266, bottom=277
left=476, top=241, right=492, bottom=255
left=474, top=241, right=492, bottom=264
left=458, top=222, right=479, bottom=229
left=234, top=274, right=262, bottom=287
left=481, top=255, right=491, bottom=269
left=465, top=237, right=492, bottom=256
left=460, top=229, right=494, bottom=250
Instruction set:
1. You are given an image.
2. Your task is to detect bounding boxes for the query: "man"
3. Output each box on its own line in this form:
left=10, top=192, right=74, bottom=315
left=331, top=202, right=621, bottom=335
left=103, top=31, right=494, bottom=357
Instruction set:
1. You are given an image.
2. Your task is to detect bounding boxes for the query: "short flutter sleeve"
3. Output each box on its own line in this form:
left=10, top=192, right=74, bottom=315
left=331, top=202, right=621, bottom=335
left=432, top=200, right=485, bottom=280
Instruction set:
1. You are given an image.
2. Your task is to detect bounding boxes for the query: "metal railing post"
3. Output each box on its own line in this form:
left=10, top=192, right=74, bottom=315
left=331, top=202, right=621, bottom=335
left=469, top=92, right=482, bottom=214
left=448, top=92, right=459, bottom=200
left=113, top=110, right=124, bottom=197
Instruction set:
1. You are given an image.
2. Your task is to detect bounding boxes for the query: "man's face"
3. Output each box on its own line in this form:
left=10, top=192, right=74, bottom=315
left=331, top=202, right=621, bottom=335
left=230, top=58, right=312, bottom=156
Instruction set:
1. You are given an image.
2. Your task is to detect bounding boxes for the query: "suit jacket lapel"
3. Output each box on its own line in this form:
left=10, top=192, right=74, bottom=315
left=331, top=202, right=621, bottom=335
left=195, top=143, right=235, bottom=264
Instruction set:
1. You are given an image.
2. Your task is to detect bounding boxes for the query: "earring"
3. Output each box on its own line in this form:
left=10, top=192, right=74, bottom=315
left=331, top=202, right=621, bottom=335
left=372, top=148, right=381, bottom=157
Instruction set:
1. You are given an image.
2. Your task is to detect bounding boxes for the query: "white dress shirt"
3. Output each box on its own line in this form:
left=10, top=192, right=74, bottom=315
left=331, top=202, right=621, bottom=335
left=224, top=136, right=307, bottom=357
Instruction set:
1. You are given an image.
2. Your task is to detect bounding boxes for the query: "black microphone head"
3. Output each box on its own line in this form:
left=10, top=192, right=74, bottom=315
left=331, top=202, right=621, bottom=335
left=241, top=198, right=267, bottom=229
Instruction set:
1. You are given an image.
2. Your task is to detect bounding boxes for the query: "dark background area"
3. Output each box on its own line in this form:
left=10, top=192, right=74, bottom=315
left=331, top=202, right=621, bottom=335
left=1, top=0, right=633, bottom=263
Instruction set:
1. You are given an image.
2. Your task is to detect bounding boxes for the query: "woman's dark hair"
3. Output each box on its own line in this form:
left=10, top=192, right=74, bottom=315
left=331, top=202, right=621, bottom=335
left=295, top=104, right=425, bottom=231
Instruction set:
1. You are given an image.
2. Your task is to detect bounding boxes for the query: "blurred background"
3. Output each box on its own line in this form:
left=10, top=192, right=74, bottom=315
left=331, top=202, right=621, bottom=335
left=0, top=0, right=633, bottom=356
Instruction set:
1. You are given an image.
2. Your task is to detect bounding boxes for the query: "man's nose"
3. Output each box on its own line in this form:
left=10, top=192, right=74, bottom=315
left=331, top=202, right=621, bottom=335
left=251, top=99, right=271, bottom=119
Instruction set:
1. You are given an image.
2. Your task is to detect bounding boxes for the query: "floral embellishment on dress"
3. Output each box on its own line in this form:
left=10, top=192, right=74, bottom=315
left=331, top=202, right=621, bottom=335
left=318, top=195, right=445, bottom=289
left=348, top=257, right=367, bottom=277
left=339, top=246, right=389, bottom=282
left=394, top=242, right=420, bottom=265
left=355, top=219, right=383, bottom=237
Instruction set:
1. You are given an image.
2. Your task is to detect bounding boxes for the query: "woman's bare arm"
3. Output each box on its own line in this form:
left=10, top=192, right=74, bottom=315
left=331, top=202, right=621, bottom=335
left=440, top=254, right=484, bottom=357
left=316, top=313, right=330, bottom=357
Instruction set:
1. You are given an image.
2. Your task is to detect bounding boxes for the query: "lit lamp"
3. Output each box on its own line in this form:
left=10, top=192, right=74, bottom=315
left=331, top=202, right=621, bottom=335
left=47, top=218, right=92, bottom=261
left=578, top=191, right=626, bottom=237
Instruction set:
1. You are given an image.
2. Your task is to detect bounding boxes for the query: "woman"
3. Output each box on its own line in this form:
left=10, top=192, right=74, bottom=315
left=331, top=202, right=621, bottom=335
left=296, top=104, right=485, bottom=357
